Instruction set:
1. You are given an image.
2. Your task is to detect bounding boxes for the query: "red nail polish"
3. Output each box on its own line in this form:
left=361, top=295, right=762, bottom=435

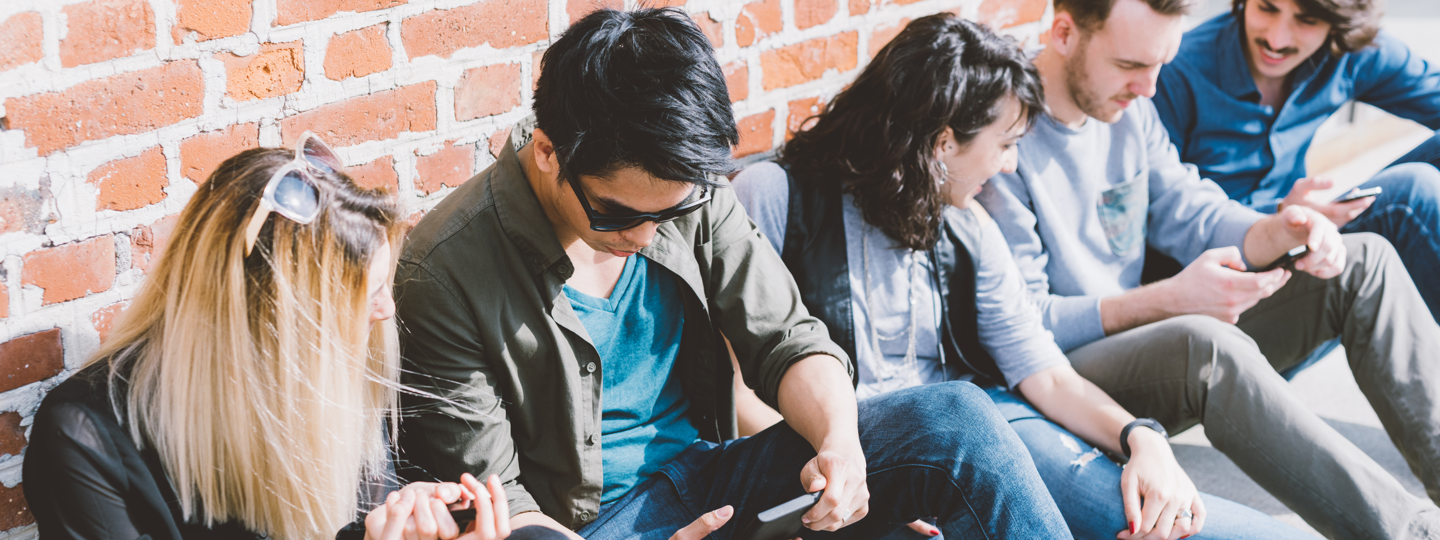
left=929, top=528, right=939, bottom=536
left=1130, top=522, right=1137, bottom=535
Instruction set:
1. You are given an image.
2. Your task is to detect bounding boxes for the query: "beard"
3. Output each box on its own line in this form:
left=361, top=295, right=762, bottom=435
left=1064, top=37, right=1137, bottom=123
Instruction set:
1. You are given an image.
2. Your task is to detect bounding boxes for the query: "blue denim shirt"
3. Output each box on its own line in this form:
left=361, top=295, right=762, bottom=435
left=1154, top=13, right=1440, bottom=213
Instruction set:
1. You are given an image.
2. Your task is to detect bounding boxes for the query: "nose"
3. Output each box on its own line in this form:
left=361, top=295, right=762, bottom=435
left=1001, top=148, right=1019, bottom=174
left=619, top=221, right=660, bottom=249
left=1132, top=65, right=1161, bottom=98
left=1265, top=20, right=1293, bottom=51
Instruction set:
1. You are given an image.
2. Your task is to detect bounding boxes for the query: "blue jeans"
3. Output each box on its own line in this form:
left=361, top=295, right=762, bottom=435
left=575, top=381, right=1071, bottom=539
left=984, top=387, right=1318, bottom=540
left=1349, top=136, right=1440, bottom=322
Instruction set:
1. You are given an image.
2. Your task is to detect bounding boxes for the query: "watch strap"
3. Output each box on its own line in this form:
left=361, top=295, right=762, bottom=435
left=1120, top=418, right=1168, bottom=459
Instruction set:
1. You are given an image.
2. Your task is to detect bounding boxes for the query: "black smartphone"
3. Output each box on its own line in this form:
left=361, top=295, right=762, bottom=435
left=1334, top=187, right=1382, bottom=203
left=1253, top=244, right=1309, bottom=272
left=736, top=492, right=823, bottom=540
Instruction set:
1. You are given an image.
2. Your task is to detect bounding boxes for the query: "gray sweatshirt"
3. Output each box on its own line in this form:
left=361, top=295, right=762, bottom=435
left=733, top=162, right=1068, bottom=394
left=976, top=98, right=1265, bottom=351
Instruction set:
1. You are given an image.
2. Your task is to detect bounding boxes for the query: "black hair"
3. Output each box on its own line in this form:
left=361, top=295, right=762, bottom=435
left=780, top=14, right=1045, bottom=251
left=533, top=8, right=738, bottom=188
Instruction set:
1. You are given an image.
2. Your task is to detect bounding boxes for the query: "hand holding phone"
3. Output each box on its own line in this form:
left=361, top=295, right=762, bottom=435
left=1334, top=187, right=1382, bottom=203
left=736, top=492, right=822, bottom=540
left=1252, top=245, right=1309, bottom=273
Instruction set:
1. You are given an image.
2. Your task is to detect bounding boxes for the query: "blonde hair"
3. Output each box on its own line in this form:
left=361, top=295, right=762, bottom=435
left=91, top=147, right=402, bottom=539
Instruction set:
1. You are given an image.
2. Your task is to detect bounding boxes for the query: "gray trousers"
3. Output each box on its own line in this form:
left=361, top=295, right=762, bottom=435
left=1067, top=233, right=1440, bottom=540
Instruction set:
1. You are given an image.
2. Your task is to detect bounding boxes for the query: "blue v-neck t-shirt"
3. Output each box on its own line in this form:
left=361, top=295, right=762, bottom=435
left=563, top=255, right=699, bottom=504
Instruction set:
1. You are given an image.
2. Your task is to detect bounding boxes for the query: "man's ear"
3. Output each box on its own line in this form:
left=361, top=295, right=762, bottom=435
left=1049, top=12, right=1082, bottom=57
left=531, top=128, right=561, bottom=176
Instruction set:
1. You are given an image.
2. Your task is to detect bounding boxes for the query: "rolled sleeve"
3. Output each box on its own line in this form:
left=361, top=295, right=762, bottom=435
left=704, top=182, right=852, bottom=408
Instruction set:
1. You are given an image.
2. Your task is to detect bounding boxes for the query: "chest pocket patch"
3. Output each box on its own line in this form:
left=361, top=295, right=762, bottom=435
left=1097, top=171, right=1148, bottom=256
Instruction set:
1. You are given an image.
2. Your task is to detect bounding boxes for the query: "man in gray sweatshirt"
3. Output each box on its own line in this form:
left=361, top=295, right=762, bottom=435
left=976, top=0, right=1440, bottom=537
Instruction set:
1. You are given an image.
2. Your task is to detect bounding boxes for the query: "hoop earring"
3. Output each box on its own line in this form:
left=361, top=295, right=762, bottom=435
left=937, top=161, right=950, bottom=185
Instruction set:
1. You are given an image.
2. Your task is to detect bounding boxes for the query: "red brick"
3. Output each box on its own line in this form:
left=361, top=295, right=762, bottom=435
left=869, top=18, right=909, bottom=58
left=401, top=0, right=547, bottom=60
left=180, top=123, right=260, bottom=184
left=92, top=301, right=129, bottom=343
left=724, top=61, right=748, bottom=103
left=979, top=0, right=1048, bottom=28
left=568, top=0, right=622, bottom=24
left=218, top=41, right=305, bottom=102
left=131, top=214, right=181, bottom=273
left=0, top=284, right=7, bottom=319
left=649, top=0, right=686, bottom=6
left=0, top=329, right=64, bottom=394
left=795, top=0, right=838, bottom=29
left=786, top=96, right=824, bottom=140
left=325, top=23, right=392, bottom=80
left=403, top=209, right=427, bottom=235
left=849, top=0, right=873, bottom=15
left=60, top=0, right=155, bottom=67
left=696, top=12, right=723, bottom=48
left=0, top=484, right=32, bottom=530
left=23, top=236, right=116, bottom=305
left=88, top=147, right=167, bottom=212
left=280, top=82, right=437, bottom=147
left=735, top=0, right=781, bottom=47
left=0, top=412, right=23, bottom=457
left=760, top=32, right=858, bottom=90
left=455, top=63, right=522, bottom=121
left=276, top=0, right=407, bottom=26
left=0, top=186, right=51, bottom=236
left=733, top=109, right=775, bottom=158
left=0, top=12, right=43, bottom=72
left=531, top=50, right=544, bottom=91
left=415, top=142, right=474, bottom=195
left=489, top=129, right=510, bottom=158
left=5, top=61, right=204, bottom=155
left=348, top=156, right=398, bottom=192
left=173, top=0, right=251, bottom=42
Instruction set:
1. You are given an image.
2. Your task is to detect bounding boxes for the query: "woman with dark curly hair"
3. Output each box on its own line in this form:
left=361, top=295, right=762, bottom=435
left=734, top=14, right=1314, bottom=540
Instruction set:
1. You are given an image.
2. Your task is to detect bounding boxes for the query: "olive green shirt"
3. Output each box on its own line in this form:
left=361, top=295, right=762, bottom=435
left=393, top=119, right=851, bottom=530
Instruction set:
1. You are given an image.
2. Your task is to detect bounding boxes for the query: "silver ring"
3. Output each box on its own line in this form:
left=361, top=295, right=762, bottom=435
left=1178, top=508, right=1193, bottom=520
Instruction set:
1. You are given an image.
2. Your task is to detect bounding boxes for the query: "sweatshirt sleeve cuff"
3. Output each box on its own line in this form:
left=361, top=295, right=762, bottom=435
left=1043, top=295, right=1107, bottom=352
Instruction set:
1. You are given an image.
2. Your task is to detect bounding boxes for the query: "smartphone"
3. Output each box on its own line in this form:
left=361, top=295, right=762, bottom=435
left=1334, top=187, right=1382, bottom=203
left=1253, top=244, right=1309, bottom=272
left=736, top=492, right=822, bottom=540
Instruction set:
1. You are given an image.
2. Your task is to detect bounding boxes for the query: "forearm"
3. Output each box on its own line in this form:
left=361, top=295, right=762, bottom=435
left=1017, top=366, right=1134, bottom=455
left=510, top=511, right=584, bottom=540
left=776, top=355, right=861, bottom=455
left=1242, top=214, right=1303, bottom=267
left=1098, top=282, right=1174, bottom=336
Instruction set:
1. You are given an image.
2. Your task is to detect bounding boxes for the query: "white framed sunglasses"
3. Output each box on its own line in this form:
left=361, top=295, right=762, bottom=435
left=241, top=132, right=342, bottom=255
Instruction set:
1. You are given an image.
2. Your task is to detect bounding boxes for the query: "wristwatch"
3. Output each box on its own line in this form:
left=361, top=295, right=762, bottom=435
left=1120, top=418, right=1168, bottom=459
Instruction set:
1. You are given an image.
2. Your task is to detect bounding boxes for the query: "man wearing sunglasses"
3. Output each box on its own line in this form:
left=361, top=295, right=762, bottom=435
left=393, top=7, right=1068, bottom=540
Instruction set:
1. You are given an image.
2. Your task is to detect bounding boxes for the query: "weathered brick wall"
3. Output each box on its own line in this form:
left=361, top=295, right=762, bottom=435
left=0, top=0, right=1047, bottom=535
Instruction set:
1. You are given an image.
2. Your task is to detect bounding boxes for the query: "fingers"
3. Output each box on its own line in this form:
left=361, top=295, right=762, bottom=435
left=432, top=497, right=460, bottom=540
left=411, top=487, right=439, bottom=540
left=805, top=458, right=851, bottom=530
left=385, top=491, right=418, bottom=540
left=1200, top=246, right=1246, bottom=272
left=488, top=475, right=512, bottom=538
left=906, top=519, right=940, bottom=537
left=472, top=474, right=497, bottom=540
left=1120, top=468, right=1142, bottom=538
left=1190, top=495, right=1208, bottom=536
left=1135, top=483, right=1167, bottom=538
left=1149, top=496, right=1182, bottom=540
left=668, top=506, right=734, bottom=540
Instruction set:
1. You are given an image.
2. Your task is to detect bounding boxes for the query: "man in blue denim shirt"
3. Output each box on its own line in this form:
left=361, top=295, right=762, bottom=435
left=1153, top=0, right=1440, bottom=319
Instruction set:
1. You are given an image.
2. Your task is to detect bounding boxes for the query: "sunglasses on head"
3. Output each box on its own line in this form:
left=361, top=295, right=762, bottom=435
left=241, top=132, right=340, bottom=255
left=569, top=174, right=712, bottom=232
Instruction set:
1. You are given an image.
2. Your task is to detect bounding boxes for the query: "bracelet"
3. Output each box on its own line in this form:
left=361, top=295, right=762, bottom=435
left=1120, top=418, right=1168, bottom=460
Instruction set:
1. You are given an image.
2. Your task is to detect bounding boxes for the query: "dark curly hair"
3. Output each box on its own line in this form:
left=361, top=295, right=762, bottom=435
left=779, top=14, right=1044, bottom=251
left=1232, top=0, right=1381, bottom=54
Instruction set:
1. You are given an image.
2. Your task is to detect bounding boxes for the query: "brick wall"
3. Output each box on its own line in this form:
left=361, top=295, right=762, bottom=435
left=0, top=0, right=1047, bottom=535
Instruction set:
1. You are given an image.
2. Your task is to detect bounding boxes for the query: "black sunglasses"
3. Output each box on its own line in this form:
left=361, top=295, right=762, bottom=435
left=570, top=177, right=712, bottom=231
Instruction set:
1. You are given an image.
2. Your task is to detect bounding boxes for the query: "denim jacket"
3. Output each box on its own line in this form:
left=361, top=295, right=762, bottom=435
left=392, top=118, right=850, bottom=529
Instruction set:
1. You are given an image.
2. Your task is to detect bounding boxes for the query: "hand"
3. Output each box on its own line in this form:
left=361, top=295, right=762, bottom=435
left=668, top=506, right=735, bottom=540
left=454, top=474, right=513, bottom=540
left=1272, top=205, right=1346, bottom=279
left=1115, top=430, right=1206, bottom=540
left=1279, top=177, right=1375, bottom=228
left=1158, top=247, right=1290, bottom=323
left=906, top=519, right=941, bottom=537
left=799, top=446, right=871, bottom=531
left=365, top=481, right=476, bottom=540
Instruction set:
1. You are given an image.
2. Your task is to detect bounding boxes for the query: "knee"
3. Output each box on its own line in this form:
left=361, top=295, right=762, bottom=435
left=1151, top=315, right=1268, bottom=373
left=1342, top=231, right=1403, bottom=276
left=883, top=382, right=1019, bottom=450
left=1373, top=163, right=1440, bottom=213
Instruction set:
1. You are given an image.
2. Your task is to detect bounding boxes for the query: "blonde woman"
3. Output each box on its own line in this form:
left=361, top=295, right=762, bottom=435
left=20, top=137, right=555, bottom=540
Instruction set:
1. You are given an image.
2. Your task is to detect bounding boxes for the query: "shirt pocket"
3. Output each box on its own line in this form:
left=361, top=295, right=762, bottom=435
left=1096, top=171, right=1148, bottom=257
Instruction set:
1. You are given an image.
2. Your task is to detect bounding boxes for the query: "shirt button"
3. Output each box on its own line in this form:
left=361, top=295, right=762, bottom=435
left=585, top=362, right=597, bottom=374
left=587, top=433, right=598, bottom=445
